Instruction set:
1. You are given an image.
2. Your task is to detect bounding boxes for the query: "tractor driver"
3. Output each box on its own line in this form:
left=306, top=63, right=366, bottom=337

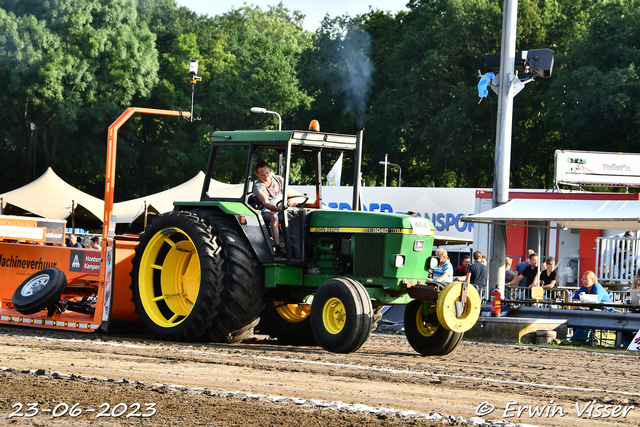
left=253, top=161, right=298, bottom=254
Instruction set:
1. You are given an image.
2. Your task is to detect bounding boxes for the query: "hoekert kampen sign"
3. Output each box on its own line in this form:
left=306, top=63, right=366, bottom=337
left=555, top=150, right=640, bottom=186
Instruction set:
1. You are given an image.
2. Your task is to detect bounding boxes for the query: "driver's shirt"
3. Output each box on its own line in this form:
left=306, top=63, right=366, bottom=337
left=253, top=174, right=284, bottom=213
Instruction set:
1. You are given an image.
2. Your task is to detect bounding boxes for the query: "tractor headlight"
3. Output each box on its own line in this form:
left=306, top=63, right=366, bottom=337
left=394, top=254, right=405, bottom=268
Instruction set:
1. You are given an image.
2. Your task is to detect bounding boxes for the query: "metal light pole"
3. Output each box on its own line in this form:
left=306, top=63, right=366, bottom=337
left=379, top=158, right=402, bottom=187
left=185, top=60, right=201, bottom=122
left=381, top=154, right=388, bottom=187
left=489, top=0, right=518, bottom=296
left=30, top=122, right=36, bottom=180
left=250, top=107, right=282, bottom=131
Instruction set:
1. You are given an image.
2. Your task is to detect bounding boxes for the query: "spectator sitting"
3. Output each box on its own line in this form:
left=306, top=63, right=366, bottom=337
left=66, top=233, right=83, bottom=248
left=508, top=253, right=540, bottom=288
left=455, top=255, right=471, bottom=279
left=90, top=236, right=100, bottom=250
left=572, top=271, right=610, bottom=302
left=571, top=271, right=611, bottom=311
left=465, top=251, right=488, bottom=292
left=430, top=248, right=453, bottom=284
left=539, top=257, right=557, bottom=289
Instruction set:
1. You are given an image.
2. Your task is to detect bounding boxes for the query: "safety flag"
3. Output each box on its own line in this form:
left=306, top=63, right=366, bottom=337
left=326, top=153, right=343, bottom=186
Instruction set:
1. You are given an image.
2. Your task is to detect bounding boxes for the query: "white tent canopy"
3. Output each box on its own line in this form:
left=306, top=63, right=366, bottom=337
left=112, top=172, right=207, bottom=224
left=0, top=167, right=104, bottom=224
left=462, top=199, right=640, bottom=230
left=113, top=172, right=246, bottom=224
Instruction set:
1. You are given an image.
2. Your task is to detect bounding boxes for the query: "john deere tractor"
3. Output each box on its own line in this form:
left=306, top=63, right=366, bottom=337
left=130, top=122, right=480, bottom=355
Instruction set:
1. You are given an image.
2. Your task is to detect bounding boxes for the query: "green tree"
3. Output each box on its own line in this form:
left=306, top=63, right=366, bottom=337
left=0, top=0, right=159, bottom=194
left=357, top=0, right=597, bottom=189
left=547, top=0, right=640, bottom=158
left=213, top=3, right=313, bottom=132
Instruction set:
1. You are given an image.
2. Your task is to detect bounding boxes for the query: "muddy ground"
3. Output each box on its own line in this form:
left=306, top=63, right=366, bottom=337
left=0, top=323, right=638, bottom=426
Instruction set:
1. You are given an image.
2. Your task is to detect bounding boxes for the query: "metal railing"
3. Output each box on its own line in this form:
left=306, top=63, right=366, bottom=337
left=504, top=286, right=639, bottom=314
left=596, top=236, right=640, bottom=284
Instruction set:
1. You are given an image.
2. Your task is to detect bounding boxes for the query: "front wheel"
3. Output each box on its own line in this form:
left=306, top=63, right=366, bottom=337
left=404, top=299, right=460, bottom=356
left=310, top=278, right=373, bottom=353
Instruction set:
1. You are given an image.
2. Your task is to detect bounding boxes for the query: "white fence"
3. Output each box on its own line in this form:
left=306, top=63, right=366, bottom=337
left=595, top=236, right=640, bottom=284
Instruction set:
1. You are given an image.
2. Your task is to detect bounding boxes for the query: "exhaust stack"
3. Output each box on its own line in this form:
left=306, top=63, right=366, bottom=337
left=352, top=118, right=364, bottom=211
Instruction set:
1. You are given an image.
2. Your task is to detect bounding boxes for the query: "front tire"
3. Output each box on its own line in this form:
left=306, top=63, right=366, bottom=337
left=404, top=299, right=459, bottom=356
left=130, top=211, right=222, bottom=341
left=12, top=268, right=67, bottom=315
left=310, top=278, right=373, bottom=353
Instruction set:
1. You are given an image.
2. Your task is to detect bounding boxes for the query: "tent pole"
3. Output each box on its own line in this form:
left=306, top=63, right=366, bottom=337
left=72, top=200, right=75, bottom=232
left=144, top=201, right=148, bottom=229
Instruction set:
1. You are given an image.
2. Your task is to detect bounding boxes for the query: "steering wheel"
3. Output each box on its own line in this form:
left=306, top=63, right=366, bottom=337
left=277, top=195, right=309, bottom=209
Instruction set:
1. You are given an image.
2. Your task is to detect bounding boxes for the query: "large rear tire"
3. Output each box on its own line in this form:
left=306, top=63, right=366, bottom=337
left=130, top=211, right=222, bottom=341
left=193, top=211, right=266, bottom=343
left=310, top=278, right=373, bottom=353
left=256, top=301, right=316, bottom=346
left=12, top=268, right=67, bottom=315
left=404, top=299, right=459, bottom=356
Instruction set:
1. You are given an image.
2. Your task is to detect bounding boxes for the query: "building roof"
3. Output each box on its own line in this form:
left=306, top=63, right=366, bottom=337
left=462, top=198, right=640, bottom=230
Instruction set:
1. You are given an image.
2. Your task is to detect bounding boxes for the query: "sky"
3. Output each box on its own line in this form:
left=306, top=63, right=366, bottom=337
left=174, top=0, right=409, bottom=32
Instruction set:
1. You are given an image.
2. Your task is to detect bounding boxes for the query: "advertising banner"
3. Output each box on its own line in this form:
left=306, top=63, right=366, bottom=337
left=292, top=186, right=477, bottom=240
left=555, top=150, right=640, bottom=186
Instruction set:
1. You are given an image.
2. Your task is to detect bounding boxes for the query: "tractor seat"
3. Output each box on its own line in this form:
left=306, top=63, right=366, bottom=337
left=247, top=195, right=264, bottom=210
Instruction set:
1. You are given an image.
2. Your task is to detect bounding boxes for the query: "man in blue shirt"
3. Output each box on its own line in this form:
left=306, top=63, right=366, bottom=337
left=66, top=233, right=83, bottom=248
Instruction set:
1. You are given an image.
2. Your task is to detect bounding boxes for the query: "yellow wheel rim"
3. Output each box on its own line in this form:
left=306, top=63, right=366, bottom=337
left=275, top=301, right=311, bottom=323
left=138, top=227, right=200, bottom=328
left=415, top=301, right=439, bottom=337
left=436, top=281, right=481, bottom=333
left=322, top=297, right=346, bottom=334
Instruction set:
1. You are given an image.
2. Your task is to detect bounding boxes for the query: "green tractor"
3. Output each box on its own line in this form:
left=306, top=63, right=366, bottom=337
left=130, top=123, right=480, bottom=355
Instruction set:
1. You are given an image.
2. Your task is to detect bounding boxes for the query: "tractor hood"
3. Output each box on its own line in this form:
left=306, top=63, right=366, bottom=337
left=309, top=210, right=434, bottom=237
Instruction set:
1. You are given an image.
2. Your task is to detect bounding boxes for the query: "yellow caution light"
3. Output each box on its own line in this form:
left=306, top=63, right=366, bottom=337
left=239, top=216, right=247, bottom=225
left=309, top=120, right=320, bottom=131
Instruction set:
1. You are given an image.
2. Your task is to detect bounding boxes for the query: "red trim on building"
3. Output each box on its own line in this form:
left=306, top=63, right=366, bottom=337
left=475, top=190, right=640, bottom=201
left=579, top=229, right=601, bottom=278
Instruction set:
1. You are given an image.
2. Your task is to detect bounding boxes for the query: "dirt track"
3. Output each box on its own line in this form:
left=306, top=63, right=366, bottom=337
left=0, top=323, right=638, bottom=426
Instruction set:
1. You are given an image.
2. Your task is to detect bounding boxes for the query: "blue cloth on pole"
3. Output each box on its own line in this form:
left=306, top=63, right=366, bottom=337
left=478, top=72, right=495, bottom=98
